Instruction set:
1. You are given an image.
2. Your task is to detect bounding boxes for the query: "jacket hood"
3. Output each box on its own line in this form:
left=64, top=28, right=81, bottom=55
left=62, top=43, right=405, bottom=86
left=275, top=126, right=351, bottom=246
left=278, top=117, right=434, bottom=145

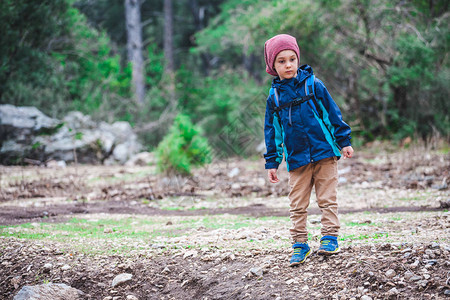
left=271, top=64, right=314, bottom=90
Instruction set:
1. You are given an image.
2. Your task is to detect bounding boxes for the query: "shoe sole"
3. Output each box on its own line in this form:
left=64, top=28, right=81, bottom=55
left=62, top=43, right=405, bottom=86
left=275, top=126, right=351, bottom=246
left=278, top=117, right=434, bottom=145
left=317, top=248, right=340, bottom=256
left=289, top=249, right=312, bottom=267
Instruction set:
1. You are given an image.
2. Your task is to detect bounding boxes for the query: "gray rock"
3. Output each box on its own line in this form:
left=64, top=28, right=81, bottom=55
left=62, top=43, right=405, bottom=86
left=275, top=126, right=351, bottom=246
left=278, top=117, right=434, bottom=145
left=61, top=264, right=71, bottom=271
left=111, top=273, right=133, bottom=287
left=227, top=167, right=240, bottom=178
left=425, top=259, right=438, bottom=265
left=249, top=267, right=263, bottom=277
left=43, top=263, right=53, bottom=272
left=386, top=269, right=396, bottom=278
left=410, top=260, right=420, bottom=268
left=444, top=289, right=450, bottom=296
left=430, top=242, right=440, bottom=249
left=410, top=275, right=421, bottom=282
left=125, top=152, right=156, bottom=166
left=14, top=283, right=85, bottom=300
left=0, top=104, right=59, bottom=132
left=63, top=111, right=96, bottom=130
left=360, top=296, right=372, bottom=300
left=111, top=121, right=134, bottom=143
left=417, top=280, right=428, bottom=287
left=387, top=287, right=399, bottom=298
left=0, top=105, right=142, bottom=165
left=404, top=271, right=414, bottom=281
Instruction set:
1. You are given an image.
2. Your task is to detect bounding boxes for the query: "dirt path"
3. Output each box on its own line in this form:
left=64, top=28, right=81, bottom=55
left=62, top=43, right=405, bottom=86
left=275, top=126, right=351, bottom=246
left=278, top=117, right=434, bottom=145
left=0, top=200, right=444, bottom=226
left=0, top=146, right=449, bottom=299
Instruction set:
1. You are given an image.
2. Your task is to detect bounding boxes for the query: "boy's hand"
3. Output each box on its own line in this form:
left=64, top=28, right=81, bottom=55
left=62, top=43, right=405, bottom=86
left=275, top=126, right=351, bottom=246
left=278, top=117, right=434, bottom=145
left=268, top=169, right=280, bottom=183
left=342, top=146, right=354, bottom=159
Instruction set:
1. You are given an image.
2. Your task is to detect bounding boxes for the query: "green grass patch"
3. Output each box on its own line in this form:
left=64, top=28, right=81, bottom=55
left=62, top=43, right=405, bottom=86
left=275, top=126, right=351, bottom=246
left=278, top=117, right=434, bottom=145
left=398, top=196, right=426, bottom=201
left=340, top=232, right=389, bottom=241
left=160, top=206, right=184, bottom=211
left=344, top=221, right=378, bottom=227
left=87, top=169, right=155, bottom=184
left=1, top=232, right=51, bottom=239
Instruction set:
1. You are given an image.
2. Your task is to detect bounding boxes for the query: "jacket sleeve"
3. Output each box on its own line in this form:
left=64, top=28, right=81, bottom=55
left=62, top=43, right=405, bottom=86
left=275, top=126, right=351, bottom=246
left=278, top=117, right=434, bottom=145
left=314, top=79, right=352, bottom=148
left=264, top=91, right=284, bottom=169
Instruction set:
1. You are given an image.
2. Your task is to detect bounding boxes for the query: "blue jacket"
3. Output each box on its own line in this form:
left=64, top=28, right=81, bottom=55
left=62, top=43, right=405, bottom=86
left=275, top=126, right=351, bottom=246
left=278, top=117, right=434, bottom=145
left=264, top=65, right=351, bottom=171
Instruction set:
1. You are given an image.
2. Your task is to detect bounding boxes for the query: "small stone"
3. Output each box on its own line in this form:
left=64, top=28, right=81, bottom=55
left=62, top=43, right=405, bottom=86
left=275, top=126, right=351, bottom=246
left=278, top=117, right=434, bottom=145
left=11, top=276, right=21, bottom=289
left=183, top=250, right=198, bottom=259
left=410, top=260, right=420, bottom=268
left=301, top=285, right=309, bottom=291
left=430, top=242, right=440, bottom=249
left=103, top=297, right=113, bottom=300
left=388, top=287, right=399, bottom=296
left=43, top=263, right=53, bottom=272
left=386, top=282, right=396, bottom=287
left=104, top=228, right=113, bottom=234
left=286, top=279, right=295, bottom=285
left=61, top=264, right=71, bottom=271
left=410, top=275, right=421, bottom=282
left=111, top=273, right=133, bottom=287
left=126, top=296, right=138, bottom=300
left=227, top=167, right=240, bottom=178
left=444, top=289, right=450, bottom=296
left=250, top=267, right=263, bottom=277
left=425, top=259, right=437, bottom=265
left=404, top=270, right=414, bottom=281
left=417, top=280, right=428, bottom=288
left=386, top=269, right=396, bottom=278
left=360, top=296, right=372, bottom=300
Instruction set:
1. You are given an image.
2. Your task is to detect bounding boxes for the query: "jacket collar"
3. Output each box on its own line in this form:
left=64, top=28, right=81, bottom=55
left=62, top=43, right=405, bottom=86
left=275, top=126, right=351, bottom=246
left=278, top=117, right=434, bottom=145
left=271, top=64, right=314, bottom=92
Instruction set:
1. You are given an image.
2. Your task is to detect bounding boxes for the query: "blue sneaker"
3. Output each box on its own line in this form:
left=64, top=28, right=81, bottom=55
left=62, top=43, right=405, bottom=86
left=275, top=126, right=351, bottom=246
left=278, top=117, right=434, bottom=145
left=318, top=235, right=340, bottom=255
left=290, top=242, right=311, bottom=266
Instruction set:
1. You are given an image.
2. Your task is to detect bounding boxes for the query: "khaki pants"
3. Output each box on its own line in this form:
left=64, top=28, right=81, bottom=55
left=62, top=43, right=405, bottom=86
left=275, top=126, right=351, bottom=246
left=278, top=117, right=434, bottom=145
left=288, top=157, right=340, bottom=243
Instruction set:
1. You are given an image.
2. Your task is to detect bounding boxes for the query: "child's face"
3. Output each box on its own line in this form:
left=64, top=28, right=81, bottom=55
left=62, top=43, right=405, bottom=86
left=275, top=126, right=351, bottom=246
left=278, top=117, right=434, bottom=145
left=274, top=50, right=298, bottom=80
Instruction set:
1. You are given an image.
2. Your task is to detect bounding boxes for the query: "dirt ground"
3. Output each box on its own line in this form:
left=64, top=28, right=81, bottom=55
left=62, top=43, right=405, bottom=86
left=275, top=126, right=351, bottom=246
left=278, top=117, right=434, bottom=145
left=0, top=144, right=449, bottom=299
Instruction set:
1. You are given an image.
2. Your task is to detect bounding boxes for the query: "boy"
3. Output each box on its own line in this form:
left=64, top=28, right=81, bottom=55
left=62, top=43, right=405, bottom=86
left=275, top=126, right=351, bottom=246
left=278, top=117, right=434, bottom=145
left=263, top=34, right=354, bottom=266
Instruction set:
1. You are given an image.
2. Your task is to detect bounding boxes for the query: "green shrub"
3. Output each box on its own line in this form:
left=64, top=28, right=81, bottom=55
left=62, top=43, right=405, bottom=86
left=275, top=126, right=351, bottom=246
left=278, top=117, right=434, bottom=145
left=156, top=114, right=212, bottom=176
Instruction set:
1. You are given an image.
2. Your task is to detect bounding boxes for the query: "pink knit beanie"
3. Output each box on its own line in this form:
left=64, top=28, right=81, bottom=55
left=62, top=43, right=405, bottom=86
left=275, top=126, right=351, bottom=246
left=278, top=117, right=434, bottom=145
left=264, top=34, right=300, bottom=76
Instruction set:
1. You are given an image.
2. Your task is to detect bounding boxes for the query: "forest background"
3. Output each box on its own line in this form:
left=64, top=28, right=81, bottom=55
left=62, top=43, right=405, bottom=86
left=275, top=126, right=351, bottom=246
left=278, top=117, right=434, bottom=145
left=1, top=0, right=449, bottom=161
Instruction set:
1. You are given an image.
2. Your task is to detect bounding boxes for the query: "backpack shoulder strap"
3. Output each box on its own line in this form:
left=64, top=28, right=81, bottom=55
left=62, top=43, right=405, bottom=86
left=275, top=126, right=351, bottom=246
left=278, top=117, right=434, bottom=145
left=305, top=75, right=316, bottom=99
left=305, top=75, right=323, bottom=119
left=273, top=88, right=280, bottom=107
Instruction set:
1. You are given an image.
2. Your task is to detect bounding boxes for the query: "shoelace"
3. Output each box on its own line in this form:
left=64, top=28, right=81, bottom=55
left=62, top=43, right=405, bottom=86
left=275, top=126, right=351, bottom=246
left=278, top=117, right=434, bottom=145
left=293, top=248, right=303, bottom=254
left=321, top=240, right=331, bottom=246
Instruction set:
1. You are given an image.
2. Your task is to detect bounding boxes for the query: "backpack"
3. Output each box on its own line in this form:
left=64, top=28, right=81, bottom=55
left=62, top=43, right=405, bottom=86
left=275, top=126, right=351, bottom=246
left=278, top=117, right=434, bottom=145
left=271, top=75, right=342, bottom=154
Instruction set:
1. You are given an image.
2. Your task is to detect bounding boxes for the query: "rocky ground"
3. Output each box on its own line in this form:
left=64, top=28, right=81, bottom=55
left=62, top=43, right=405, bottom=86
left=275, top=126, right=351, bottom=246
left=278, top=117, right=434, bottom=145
left=0, top=143, right=449, bottom=299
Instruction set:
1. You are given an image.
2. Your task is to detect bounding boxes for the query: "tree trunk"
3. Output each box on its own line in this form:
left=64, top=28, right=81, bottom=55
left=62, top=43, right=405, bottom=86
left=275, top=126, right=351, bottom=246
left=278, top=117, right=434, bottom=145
left=189, top=0, right=211, bottom=75
left=125, top=0, right=145, bottom=105
left=164, top=0, right=175, bottom=104
left=164, top=0, right=174, bottom=73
